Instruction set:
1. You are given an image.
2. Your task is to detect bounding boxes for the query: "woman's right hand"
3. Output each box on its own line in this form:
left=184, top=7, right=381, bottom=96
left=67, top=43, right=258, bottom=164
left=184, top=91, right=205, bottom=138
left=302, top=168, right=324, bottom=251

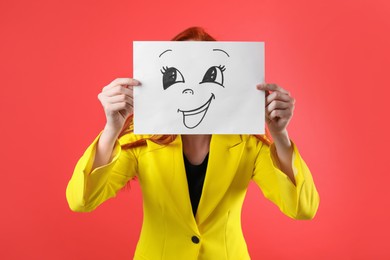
left=98, top=78, right=141, bottom=136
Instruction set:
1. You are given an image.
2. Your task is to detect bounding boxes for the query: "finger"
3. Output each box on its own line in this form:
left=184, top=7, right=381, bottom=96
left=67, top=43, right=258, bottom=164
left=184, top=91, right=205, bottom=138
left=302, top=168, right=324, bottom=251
left=103, top=85, right=133, bottom=97
left=98, top=92, right=133, bottom=110
left=103, top=78, right=141, bottom=91
left=266, top=91, right=294, bottom=106
left=112, top=78, right=141, bottom=86
left=106, top=103, right=133, bottom=119
left=268, top=108, right=292, bottom=121
left=105, top=102, right=133, bottom=113
left=256, top=85, right=270, bottom=98
left=266, top=100, right=291, bottom=114
left=104, top=94, right=133, bottom=106
left=257, top=83, right=289, bottom=95
left=119, top=109, right=131, bottom=120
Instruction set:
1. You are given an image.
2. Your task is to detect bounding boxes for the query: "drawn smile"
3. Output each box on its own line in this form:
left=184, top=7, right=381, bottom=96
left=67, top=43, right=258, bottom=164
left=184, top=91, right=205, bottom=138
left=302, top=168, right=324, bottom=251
left=177, top=93, right=215, bottom=129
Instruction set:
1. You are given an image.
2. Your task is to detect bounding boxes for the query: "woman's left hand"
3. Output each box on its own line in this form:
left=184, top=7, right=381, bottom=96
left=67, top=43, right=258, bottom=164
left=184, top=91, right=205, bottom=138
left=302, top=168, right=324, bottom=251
left=257, top=83, right=295, bottom=135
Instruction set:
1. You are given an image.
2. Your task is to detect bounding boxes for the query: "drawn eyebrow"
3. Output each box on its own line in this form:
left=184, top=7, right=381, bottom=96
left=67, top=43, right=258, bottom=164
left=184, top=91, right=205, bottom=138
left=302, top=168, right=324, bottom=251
left=159, top=49, right=173, bottom=58
left=212, top=49, right=230, bottom=57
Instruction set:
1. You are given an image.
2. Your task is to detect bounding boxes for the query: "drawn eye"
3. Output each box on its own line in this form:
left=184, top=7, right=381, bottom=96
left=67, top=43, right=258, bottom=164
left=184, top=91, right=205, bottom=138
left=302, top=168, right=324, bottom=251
left=161, top=66, right=185, bottom=90
left=199, top=65, right=226, bottom=87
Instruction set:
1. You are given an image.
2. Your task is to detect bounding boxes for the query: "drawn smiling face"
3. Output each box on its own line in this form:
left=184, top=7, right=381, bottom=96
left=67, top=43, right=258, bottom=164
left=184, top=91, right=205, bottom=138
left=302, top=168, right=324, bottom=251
left=159, top=49, right=229, bottom=129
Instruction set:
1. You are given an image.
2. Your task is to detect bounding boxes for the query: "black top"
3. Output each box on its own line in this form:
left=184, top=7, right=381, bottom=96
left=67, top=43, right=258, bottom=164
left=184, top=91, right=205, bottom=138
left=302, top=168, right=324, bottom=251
left=183, top=153, right=209, bottom=216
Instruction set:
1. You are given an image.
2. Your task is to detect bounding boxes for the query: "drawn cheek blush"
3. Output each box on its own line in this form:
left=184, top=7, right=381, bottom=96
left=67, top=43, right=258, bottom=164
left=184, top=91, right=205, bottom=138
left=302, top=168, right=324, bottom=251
left=177, top=93, right=215, bottom=129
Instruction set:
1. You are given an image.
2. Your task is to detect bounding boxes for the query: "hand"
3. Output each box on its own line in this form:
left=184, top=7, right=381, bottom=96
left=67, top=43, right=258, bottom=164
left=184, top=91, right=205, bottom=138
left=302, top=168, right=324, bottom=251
left=257, top=83, right=295, bottom=136
left=98, top=78, right=141, bottom=135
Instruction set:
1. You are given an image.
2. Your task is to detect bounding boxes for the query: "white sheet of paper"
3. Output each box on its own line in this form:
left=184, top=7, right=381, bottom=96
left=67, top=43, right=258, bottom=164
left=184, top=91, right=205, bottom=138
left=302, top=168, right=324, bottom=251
left=133, top=41, right=265, bottom=134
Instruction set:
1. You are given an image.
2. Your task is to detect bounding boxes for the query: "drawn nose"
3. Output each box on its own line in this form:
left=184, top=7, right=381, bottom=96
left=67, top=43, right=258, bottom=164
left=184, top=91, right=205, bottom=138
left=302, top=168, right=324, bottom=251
left=182, top=88, right=194, bottom=95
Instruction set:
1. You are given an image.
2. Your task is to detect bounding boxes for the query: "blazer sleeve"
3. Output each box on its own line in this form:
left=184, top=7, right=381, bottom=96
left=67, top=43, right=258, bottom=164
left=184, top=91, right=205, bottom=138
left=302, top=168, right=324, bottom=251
left=66, top=132, right=138, bottom=212
left=251, top=141, right=320, bottom=220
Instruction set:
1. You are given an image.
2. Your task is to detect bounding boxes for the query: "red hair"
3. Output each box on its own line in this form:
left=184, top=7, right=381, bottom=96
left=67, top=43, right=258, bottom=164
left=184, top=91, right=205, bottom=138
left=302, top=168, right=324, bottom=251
left=119, top=27, right=271, bottom=151
left=171, top=26, right=216, bottom=41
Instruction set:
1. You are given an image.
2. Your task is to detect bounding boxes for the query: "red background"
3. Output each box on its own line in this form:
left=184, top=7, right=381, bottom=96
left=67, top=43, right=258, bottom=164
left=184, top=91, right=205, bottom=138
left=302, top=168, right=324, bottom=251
left=1, top=0, right=389, bottom=259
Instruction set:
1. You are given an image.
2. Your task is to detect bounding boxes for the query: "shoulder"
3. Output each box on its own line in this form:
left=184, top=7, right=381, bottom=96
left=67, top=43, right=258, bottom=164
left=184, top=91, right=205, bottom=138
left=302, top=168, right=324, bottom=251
left=118, top=133, right=153, bottom=146
left=241, top=134, right=270, bottom=147
left=212, top=134, right=269, bottom=153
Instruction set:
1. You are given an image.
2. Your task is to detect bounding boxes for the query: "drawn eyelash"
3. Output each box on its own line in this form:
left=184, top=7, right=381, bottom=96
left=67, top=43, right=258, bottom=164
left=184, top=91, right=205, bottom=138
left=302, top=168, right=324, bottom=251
left=218, top=65, right=226, bottom=72
left=160, top=66, right=169, bottom=74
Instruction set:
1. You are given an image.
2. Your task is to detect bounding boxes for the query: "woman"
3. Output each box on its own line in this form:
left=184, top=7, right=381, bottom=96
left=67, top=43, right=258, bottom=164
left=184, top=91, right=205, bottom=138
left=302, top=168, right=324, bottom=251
left=66, top=27, right=319, bottom=259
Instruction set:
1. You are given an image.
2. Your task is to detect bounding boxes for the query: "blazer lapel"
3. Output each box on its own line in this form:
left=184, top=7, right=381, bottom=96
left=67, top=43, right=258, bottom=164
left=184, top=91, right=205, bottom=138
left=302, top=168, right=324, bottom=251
left=151, top=136, right=199, bottom=232
left=196, top=135, right=245, bottom=226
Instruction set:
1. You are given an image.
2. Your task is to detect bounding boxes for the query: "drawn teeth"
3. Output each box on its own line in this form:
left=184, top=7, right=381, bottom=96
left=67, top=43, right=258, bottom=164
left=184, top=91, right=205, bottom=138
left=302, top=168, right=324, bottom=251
left=178, top=93, right=215, bottom=129
left=183, top=109, right=208, bottom=129
left=184, top=107, right=207, bottom=116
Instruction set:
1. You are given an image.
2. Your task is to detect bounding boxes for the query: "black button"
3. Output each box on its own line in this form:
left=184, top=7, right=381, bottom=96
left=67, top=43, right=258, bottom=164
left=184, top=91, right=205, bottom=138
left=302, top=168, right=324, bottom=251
left=191, top=236, right=200, bottom=244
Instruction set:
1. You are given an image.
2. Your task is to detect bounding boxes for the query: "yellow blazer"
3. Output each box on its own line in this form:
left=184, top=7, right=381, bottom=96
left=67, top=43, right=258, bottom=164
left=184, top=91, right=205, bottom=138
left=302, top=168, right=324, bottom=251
left=66, top=133, right=319, bottom=260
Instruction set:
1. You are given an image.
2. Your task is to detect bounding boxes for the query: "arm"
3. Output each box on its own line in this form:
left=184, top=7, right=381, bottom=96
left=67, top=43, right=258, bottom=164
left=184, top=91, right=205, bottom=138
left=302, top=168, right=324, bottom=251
left=257, top=83, right=297, bottom=184
left=65, top=132, right=138, bottom=212
left=92, top=77, right=140, bottom=170
left=66, top=78, right=141, bottom=212
left=254, top=83, right=319, bottom=219
left=271, top=130, right=295, bottom=185
left=252, top=140, right=319, bottom=220
left=91, top=125, right=122, bottom=170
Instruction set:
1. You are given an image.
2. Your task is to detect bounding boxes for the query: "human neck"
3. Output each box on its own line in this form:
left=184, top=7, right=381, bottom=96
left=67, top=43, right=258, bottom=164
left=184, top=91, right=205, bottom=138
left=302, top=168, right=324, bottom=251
left=181, top=135, right=211, bottom=165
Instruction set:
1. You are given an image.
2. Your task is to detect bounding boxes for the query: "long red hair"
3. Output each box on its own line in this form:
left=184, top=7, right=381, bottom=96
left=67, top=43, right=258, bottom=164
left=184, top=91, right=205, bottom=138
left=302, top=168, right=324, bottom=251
left=120, top=27, right=271, bottom=150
